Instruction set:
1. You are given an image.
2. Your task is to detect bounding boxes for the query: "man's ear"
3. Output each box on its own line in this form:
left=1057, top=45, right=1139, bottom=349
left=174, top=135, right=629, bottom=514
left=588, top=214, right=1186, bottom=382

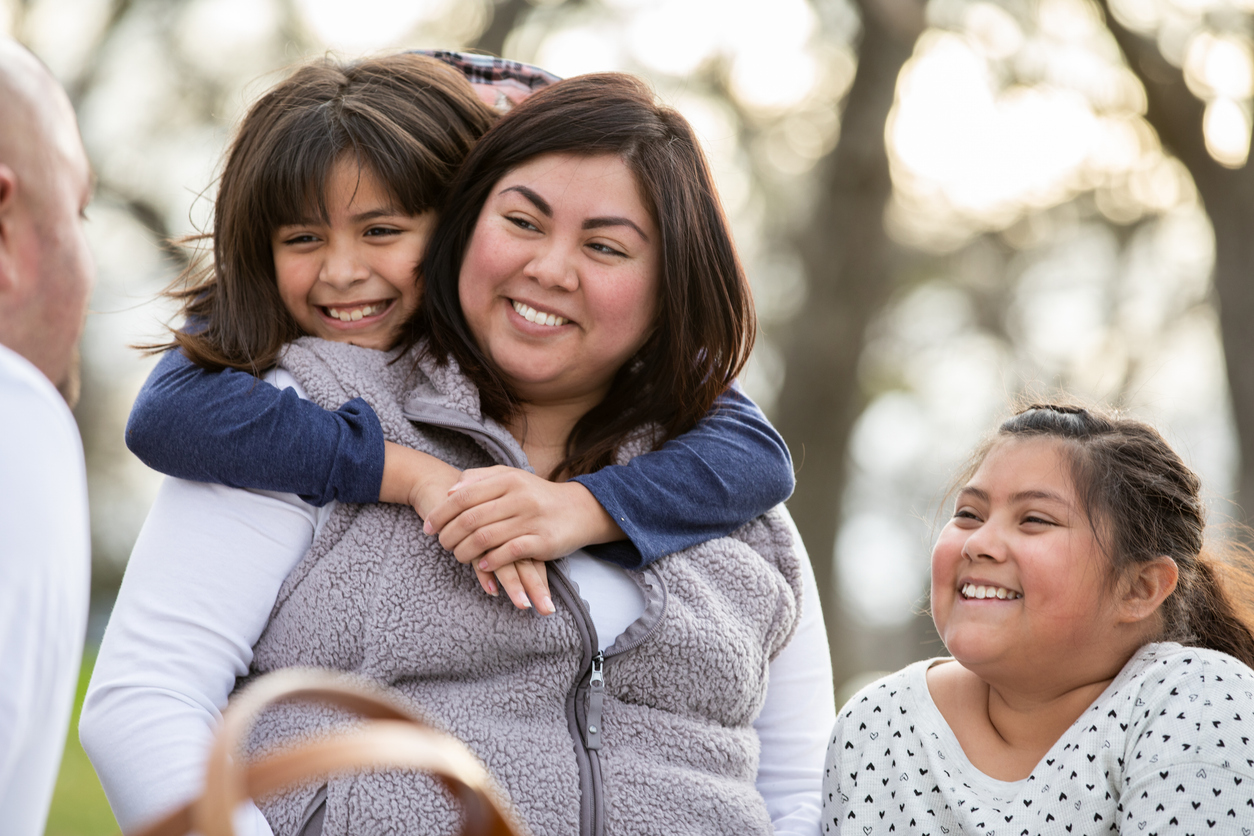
left=0, top=163, right=17, bottom=292
left=1119, top=556, right=1179, bottom=624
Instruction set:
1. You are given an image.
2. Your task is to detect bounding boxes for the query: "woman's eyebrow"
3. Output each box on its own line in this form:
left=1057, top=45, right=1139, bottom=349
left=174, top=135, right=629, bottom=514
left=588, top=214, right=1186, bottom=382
left=502, top=185, right=551, bottom=216
left=583, top=216, right=649, bottom=242
left=502, top=185, right=649, bottom=242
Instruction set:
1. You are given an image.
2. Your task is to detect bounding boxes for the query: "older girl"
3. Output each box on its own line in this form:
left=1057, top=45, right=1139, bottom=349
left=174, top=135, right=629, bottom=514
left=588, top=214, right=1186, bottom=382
left=84, top=66, right=832, bottom=836
left=824, top=404, right=1254, bottom=835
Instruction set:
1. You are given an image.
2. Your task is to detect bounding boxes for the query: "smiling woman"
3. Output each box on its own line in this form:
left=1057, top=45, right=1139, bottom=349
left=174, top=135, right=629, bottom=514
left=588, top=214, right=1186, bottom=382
left=458, top=153, right=659, bottom=462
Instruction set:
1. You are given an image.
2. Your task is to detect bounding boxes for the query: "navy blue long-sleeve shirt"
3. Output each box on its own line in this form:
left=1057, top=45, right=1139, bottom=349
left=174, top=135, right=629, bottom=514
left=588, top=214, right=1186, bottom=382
left=126, top=349, right=794, bottom=569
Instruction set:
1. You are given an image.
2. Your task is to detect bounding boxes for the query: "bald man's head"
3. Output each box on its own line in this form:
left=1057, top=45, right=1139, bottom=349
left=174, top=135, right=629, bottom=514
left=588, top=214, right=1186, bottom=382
left=0, top=38, right=94, bottom=404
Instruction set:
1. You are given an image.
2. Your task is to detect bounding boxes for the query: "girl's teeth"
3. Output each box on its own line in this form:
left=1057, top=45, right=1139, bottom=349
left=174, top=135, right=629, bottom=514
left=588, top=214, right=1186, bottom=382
left=327, top=303, right=383, bottom=322
left=512, top=300, right=567, bottom=327
left=961, top=583, right=1021, bottom=600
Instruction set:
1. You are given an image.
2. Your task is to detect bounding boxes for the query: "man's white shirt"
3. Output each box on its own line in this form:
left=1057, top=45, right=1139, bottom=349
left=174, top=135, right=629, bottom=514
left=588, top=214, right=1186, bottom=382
left=0, top=343, right=90, bottom=836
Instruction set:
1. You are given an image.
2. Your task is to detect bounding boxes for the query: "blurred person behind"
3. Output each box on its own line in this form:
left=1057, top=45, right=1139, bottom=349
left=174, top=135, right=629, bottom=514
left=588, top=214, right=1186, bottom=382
left=0, top=36, right=95, bottom=836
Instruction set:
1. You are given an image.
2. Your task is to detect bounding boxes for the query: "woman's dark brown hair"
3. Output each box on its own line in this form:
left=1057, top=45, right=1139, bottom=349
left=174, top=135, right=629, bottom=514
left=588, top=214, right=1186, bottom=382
left=163, top=53, right=496, bottom=373
left=969, top=403, right=1254, bottom=667
left=416, top=73, right=756, bottom=479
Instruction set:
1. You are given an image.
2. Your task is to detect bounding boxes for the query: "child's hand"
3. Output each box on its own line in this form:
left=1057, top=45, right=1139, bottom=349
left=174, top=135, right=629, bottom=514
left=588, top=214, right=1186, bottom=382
left=490, top=559, right=553, bottom=616
left=423, top=465, right=624, bottom=571
left=381, top=444, right=557, bottom=614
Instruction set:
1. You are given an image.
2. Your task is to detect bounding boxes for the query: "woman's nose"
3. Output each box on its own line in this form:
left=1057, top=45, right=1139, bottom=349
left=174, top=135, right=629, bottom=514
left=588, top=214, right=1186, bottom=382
left=525, top=240, right=579, bottom=291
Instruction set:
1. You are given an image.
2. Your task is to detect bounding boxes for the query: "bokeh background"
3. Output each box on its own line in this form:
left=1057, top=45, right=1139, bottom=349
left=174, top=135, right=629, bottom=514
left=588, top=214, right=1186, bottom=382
left=4, top=0, right=1252, bottom=831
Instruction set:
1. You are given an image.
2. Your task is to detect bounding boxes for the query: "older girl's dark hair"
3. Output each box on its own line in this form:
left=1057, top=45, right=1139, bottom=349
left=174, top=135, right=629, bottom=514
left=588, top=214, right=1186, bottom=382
left=982, top=403, right=1254, bottom=667
left=416, top=73, right=756, bottom=479
left=163, top=53, right=495, bottom=372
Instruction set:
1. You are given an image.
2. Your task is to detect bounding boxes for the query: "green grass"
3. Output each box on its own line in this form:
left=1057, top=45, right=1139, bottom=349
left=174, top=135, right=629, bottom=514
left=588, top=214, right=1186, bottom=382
left=44, top=650, right=119, bottom=836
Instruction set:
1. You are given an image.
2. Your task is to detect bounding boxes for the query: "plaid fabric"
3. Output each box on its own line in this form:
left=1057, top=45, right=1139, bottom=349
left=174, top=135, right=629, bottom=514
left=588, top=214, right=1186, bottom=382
left=412, top=50, right=562, bottom=111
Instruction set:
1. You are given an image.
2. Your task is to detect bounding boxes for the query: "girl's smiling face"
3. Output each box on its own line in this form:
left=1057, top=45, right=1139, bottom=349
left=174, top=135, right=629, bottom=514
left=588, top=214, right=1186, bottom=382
left=272, top=158, right=432, bottom=351
left=931, top=437, right=1122, bottom=676
left=457, top=153, right=659, bottom=408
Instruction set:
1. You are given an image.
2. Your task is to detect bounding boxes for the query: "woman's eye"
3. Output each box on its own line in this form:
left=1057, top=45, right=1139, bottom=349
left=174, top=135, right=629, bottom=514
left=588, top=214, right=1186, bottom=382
left=953, top=509, right=980, bottom=522
left=588, top=242, right=626, bottom=257
left=364, top=226, right=400, bottom=238
left=1022, top=515, right=1055, bottom=526
left=282, top=233, right=319, bottom=245
left=507, top=216, right=538, bottom=232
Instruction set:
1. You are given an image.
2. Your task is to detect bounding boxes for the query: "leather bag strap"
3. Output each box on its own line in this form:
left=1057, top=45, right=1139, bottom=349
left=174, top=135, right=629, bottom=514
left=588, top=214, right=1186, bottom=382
left=133, top=669, right=527, bottom=836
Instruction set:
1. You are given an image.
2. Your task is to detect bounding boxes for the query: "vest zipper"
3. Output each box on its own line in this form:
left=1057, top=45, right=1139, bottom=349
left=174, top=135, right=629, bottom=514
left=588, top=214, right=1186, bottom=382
left=548, top=566, right=605, bottom=836
left=585, top=652, right=605, bottom=750
left=398, top=403, right=616, bottom=836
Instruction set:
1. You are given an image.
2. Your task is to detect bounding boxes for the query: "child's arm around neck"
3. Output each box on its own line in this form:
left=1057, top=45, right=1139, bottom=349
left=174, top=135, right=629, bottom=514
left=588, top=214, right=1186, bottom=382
left=129, top=356, right=794, bottom=569
left=127, top=348, right=385, bottom=506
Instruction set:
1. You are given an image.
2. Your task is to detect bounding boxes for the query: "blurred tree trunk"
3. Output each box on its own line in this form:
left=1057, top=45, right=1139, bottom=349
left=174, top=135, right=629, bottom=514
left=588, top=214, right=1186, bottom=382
left=1099, top=2, right=1254, bottom=523
left=472, top=0, right=532, bottom=57
left=775, top=0, right=924, bottom=688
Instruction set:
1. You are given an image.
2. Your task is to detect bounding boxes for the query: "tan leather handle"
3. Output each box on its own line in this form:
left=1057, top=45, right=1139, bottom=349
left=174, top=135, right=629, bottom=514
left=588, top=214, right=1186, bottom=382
left=133, top=669, right=527, bottom=836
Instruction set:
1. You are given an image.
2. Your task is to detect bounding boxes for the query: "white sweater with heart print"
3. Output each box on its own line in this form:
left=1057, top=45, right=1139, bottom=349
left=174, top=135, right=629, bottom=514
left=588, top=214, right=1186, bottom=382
left=823, top=643, right=1254, bottom=836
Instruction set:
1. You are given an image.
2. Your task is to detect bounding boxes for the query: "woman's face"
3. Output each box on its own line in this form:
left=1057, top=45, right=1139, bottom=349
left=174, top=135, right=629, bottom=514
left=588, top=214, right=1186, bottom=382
left=272, top=158, right=432, bottom=351
left=458, top=153, right=660, bottom=406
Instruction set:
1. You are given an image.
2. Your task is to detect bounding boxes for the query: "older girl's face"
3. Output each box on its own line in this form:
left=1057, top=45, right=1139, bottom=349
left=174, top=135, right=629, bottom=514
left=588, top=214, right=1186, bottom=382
left=458, top=153, right=659, bottom=406
left=930, top=438, right=1122, bottom=678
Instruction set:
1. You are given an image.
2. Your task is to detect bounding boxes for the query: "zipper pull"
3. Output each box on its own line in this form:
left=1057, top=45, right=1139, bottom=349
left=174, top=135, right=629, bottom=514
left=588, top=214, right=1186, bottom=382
left=585, top=651, right=605, bottom=750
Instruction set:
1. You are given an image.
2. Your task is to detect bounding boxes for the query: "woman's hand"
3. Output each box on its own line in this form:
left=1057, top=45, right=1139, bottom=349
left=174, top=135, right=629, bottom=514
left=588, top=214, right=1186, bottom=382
left=423, top=464, right=624, bottom=572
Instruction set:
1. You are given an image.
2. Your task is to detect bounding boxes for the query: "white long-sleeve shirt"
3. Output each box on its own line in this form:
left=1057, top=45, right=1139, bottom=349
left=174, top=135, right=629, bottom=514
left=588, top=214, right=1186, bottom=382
left=0, top=344, right=91, bottom=836
left=82, top=369, right=835, bottom=836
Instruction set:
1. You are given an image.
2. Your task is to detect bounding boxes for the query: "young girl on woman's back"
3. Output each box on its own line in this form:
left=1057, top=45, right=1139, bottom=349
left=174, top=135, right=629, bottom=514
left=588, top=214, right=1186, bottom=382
left=124, top=50, right=797, bottom=611
left=85, top=52, right=831, bottom=835
left=824, top=404, right=1254, bottom=835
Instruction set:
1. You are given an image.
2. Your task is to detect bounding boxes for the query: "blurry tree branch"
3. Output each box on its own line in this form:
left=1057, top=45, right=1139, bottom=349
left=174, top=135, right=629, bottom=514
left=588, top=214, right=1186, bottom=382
left=1099, top=0, right=1254, bottom=523
left=775, top=0, right=924, bottom=685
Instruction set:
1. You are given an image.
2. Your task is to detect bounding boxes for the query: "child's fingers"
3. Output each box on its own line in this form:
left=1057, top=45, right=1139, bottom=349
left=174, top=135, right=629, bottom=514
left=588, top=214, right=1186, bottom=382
left=424, top=472, right=513, bottom=533
left=476, top=535, right=547, bottom=572
left=439, top=504, right=528, bottom=560
left=494, top=563, right=530, bottom=611
left=446, top=466, right=503, bottom=492
left=474, top=566, right=498, bottom=597
left=513, top=559, right=553, bottom=615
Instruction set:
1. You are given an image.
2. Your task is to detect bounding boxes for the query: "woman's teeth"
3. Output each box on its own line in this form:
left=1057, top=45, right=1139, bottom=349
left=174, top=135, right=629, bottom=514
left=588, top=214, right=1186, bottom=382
left=513, top=300, right=567, bottom=327
left=961, top=583, right=1021, bottom=600
left=326, top=303, right=385, bottom=322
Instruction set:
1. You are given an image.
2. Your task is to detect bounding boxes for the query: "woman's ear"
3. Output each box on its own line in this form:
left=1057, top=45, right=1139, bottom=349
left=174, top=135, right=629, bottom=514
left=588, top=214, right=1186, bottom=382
left=1119, top=556, right=1179, bottom=624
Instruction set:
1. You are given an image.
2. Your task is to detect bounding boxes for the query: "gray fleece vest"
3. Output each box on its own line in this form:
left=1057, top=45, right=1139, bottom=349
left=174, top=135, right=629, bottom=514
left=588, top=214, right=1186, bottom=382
left=239, top=338, right=803, bottom=836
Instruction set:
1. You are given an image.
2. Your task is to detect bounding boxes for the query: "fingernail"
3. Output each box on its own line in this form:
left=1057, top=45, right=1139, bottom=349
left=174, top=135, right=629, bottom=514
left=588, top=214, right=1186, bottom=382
left=478, top=559, right=489, bottom=570
left=541, top=596, right=553, bottom=614
left=423, top=520, right=433, bottom=535
left=448, top=482, right=463, bottom=493
left=487, top=578, right=498, bottom=595
left=518, top=594, right=531, bottom=609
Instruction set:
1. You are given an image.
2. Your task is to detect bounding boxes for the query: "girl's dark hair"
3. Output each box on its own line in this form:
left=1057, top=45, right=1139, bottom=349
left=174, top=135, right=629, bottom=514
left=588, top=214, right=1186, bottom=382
left=415, top=73, right=756, bottom=479
left=162, top=53, right=496, bottom=373
left=973, top=402, right=1254, bottom=667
